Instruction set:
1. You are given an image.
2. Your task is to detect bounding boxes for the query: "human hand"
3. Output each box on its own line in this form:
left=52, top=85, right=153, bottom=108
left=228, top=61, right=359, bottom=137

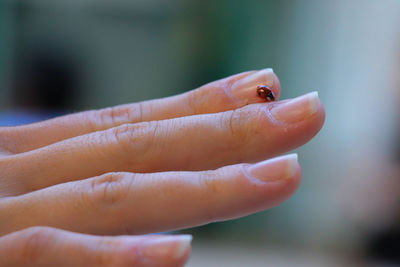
left=0, top=69, right=325, bottom=266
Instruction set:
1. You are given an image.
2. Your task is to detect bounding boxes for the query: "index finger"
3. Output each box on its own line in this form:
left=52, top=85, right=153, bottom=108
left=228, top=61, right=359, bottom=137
left=1, top=69, right=280, bottom=154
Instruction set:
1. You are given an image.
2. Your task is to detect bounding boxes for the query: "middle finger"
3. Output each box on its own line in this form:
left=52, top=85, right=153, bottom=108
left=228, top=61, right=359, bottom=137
left=5, top=92, right=324, bottom=194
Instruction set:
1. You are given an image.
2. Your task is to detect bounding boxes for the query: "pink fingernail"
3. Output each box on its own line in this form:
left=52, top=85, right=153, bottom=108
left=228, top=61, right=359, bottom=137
left=271, top=92, right=319, bottom=123
left=246, top=154, right=299, bottom=182
left=141, top=235, right=192, bottom=263
left=230, top=68, right=275, bottom=104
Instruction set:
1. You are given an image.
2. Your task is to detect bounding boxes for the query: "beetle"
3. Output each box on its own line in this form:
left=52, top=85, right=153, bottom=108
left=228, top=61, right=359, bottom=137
left=256, top=85, right=275, bottom=102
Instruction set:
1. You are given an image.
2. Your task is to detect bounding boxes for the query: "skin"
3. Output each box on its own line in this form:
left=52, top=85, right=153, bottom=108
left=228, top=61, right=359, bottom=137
left=0, top=70, right=325, bottom=266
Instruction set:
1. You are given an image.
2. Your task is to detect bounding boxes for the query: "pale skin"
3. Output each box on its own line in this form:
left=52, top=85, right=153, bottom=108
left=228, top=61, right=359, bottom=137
left=0, top=69, right=325, bottom=266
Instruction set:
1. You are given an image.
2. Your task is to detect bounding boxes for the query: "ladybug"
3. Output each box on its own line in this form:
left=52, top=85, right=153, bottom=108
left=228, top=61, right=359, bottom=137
left=256, top=85, right=275, bottom=102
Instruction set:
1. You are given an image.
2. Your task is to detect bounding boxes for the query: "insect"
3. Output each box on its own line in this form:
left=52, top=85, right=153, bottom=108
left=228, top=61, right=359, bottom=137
left=256, top=85, right=275, bottom=102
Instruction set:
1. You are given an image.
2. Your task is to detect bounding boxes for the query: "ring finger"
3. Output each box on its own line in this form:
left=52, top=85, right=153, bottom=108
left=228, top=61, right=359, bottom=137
left=1, top=154, right=300, bottom=236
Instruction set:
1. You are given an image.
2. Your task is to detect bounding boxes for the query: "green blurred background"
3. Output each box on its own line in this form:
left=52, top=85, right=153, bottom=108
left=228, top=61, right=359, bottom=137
left=1, top=0, right=400, bottom=266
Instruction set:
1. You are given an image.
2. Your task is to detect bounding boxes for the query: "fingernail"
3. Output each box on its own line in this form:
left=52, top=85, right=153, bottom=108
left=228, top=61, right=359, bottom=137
left=270, top=91, right=319, bottom=123
left=246, top=154, right=299, bottom=182
left=141, top=235, right=192, bottom=263
left=230, top=68, right=275, bottom=103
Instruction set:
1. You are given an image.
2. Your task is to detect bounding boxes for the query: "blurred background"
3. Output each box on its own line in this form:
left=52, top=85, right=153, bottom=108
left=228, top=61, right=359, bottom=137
left=1, top=0, right=400, bottom=266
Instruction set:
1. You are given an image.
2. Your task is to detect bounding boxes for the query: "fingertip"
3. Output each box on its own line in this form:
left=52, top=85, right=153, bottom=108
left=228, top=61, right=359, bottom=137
left=316, top=95, right=326, bottom=128
left=227, top=68, right=277, bottom=105
left=303, top=92, right=326, bottom=141
left=138, top=235, right=192, bottom=266
left=271, top=70, right=281, bottom=100
left=181, top=69, right=280, bottom=116
left=267, top=91, right=326, bottom=146
left=246, top=153, right=300, bottom=183
left=308, top=91, right=325, bottom=127
left=238, top=155, right=303, bottom=211
left=287, top=158, right=302, bottom=195
left=173, top=235, right=192, bottom=260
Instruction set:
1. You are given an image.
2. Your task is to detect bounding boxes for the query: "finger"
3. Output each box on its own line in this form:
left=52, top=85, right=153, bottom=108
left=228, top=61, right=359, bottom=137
left=0, top=226, right=191, bottom=267
left=1, top=154, right=301, bottom=235
left=1, top=69, right=279, bottom=154
left=5, top=91, right=322, bottom=193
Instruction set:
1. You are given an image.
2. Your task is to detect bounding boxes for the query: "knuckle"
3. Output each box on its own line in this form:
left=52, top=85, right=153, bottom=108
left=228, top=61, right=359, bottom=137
left=222, top=106, right=268, bottom=152
left=94, top=104, right=143, bottom=130
left=93, top=238, right=118, bottom=266
left=19, top=227, right=55, bottom=263
left=97, top=107, right=129, bottom=128
left=94, top=238, right=114, bottom=266
left=88, top=172, right=134, bottom=208
left=110, top=124, right=132, bottom=152
left=197, top=170, right=227, bottom=220
left=222, top=109, right=252, bottom=148
left=186, top=88, right=202, bottom=115
left=110, top=121, right=159, bottom=162
left=198, top=166, right=250, bottom=222
left=188, top=81, right=233, bottom=115
left=199, top=171, right=222, bottom=195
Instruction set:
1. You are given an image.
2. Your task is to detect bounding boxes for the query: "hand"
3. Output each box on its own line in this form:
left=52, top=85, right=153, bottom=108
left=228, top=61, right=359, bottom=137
left=0, top=69, right=325, bottom=266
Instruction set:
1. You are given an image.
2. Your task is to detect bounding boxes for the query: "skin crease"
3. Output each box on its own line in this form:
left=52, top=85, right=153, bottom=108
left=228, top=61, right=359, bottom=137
left=0, top=69, right=325, bottom=266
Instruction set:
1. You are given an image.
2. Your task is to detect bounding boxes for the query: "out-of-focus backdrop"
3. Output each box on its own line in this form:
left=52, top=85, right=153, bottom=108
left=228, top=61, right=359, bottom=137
left=1, top=0, right=400, bottom=266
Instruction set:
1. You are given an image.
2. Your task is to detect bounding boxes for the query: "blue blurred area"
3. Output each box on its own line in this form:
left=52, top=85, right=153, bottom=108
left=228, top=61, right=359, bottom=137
left=0, top=111, right=48, bottom=126
left=0, top=110, right=63, bottom=126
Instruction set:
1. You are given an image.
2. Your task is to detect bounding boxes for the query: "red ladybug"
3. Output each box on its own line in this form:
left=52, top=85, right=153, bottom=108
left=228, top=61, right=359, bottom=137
left=256, top=85, right=275, bottom=102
